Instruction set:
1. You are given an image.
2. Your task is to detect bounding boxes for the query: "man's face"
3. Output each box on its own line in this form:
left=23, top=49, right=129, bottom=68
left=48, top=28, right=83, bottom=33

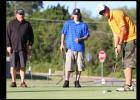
left=101, top=9, right=109, bottom=18
left=16, top=13, right=24, bottom=22
left=73, top=14, right=80, bottom=21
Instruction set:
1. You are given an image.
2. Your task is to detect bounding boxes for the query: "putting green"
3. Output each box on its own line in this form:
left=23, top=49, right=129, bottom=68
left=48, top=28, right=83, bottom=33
left=7, top=79, right=136, bottom=99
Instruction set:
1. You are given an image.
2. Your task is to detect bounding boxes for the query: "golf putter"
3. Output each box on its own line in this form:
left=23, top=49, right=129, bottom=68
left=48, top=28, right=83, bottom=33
left=111, top=51, right=118, bottom=86
left=28, top=59, right=32, bottom=80
left=27, top=50, right=35, bottom=87
left=56, top=48, right=66, bottom=85
left=28, top=49, right=32, bottom=80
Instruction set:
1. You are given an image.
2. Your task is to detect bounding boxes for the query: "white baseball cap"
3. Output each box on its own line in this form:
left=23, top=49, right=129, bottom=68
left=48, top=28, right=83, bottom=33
left=97, top=4, right=108, bottom=15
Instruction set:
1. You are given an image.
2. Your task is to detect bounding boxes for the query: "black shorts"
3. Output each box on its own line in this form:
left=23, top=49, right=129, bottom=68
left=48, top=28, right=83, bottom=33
left=10, top=51, right=27, bottom=68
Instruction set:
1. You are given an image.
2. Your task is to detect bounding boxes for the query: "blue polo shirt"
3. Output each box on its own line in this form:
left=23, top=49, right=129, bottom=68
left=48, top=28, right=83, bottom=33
left=61, top=19, right=89, bottom=52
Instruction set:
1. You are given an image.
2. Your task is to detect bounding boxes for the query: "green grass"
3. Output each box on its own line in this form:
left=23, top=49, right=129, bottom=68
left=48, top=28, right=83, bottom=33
left=7, top=86, right=136, bottom=99
left=7, top=77, right=136, bottom=99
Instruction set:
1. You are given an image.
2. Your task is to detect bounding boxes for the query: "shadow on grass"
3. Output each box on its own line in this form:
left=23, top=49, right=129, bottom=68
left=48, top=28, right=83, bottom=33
left=7, top=87, right=105, bottom=93
left=7, top=89, right=65, bottom=93
left=7, top=73, right=51, bottom=80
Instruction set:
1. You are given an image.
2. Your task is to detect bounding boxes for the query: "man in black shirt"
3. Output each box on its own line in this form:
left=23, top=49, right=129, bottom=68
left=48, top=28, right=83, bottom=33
left=6, top=9, right=34, bottom=87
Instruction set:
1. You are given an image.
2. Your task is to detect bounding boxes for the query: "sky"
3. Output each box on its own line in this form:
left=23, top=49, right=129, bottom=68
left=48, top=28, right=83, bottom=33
left=42, top=1, right=136, bottom=18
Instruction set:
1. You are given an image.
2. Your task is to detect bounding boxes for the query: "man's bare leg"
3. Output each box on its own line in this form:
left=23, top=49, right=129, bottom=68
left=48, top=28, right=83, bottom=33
left=76, top=71, right=81, bottom=81
left=75, top=71, right=81, bottom=87
left=20, top=67, right=27, bottom=87
left=20, top=67, right=25, bottom=83
left=10, top=67, right=16, bottom=82
left=10, top=67, right=17, bottom=87
left=124, top=67, right=132, bottom=85
left=63, top=71, right=71, bottom=87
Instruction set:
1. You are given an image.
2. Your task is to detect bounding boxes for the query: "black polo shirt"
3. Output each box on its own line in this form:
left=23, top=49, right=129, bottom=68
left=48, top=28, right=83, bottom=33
left=6, top=18, right=34, bottom=52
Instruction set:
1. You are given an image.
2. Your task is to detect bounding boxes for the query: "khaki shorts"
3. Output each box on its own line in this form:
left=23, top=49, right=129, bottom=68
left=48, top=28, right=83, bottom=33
left=65, top=49, right=85, bottom=72
left=122, top=39, right=136, bottom=68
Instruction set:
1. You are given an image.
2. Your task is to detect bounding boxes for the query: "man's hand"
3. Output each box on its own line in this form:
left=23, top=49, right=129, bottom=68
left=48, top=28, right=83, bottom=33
left=117, top=44, right=121, bottom=54
left=27, top=45, right=32, bottom=59
left=7, top=47, right=12, bottom=55
left=114, top=44, right=121, bottom=57
left=115, top=48, right=118, bottom=58
left=60, top=44, right=65, bottom=53
left=28, top=45, right=32, bottom=50
left=75, top=38, right=81, bottom=43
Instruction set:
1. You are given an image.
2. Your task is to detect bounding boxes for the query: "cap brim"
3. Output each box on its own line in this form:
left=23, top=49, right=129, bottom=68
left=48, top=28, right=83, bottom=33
left=99, top=10, right=104, bottom=15
left=73, top=13, right=81, bottom=15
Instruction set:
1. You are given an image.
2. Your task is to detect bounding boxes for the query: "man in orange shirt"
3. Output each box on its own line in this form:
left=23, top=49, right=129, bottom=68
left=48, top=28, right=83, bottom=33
left=97, top=4, right=136, bottom=91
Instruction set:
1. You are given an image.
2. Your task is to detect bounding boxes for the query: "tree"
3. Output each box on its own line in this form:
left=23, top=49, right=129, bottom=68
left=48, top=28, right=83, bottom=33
left=81, top=8, right=92, bottom=18
left=29, top=4, right=70, bottom=70
left=41, top=3, right=70, bottom=20
left=6, top=1, right=15, bottom=16
left=6, top=1, right=44, bottom=17
left=16, top=1, right=43, bottom=16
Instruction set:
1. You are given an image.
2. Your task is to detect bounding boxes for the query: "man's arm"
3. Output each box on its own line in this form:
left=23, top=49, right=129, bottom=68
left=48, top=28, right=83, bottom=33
left=114, top=25, right=128, bottom=56
left=6, top=23, right=12, bottom=54
left=112, top=10, right=127, bottom=56
left=76, top=34, right=89, bottom=42
left=60, top=21, right=68, bottom=52
left=6, top=23, right=11, bottom=47
left=118, top=25, right=128, bottom=45
left=28, top=23, right=34, bottom=47
left=113, top=33, right=120, bottom=57
left=27, top=23, right=34, bottom=58
left=113, top=32, right=119, bottom=48
left=115, top=10, right=127, bottom=45
left=75, top=23, right=89, bottom=43
left=60, top=33, right=65, bottom=52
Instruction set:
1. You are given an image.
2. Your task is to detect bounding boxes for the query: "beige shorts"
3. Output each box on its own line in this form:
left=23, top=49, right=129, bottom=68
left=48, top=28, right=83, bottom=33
left=65, top=49, right=85, bottom=72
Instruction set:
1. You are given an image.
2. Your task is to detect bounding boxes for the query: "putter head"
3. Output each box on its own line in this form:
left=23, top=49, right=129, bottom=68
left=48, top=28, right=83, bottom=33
left=107, top=90, right=112, bottom=92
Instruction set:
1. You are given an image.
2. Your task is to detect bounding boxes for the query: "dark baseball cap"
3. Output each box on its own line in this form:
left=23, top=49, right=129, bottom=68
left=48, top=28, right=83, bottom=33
left=73, top=8, right=81, bottom=15
left=16, top=9, right=24, bottom=15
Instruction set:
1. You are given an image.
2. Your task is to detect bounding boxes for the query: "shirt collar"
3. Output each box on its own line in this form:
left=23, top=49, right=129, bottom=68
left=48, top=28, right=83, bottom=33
left=72, top=19, right=82, bottom=25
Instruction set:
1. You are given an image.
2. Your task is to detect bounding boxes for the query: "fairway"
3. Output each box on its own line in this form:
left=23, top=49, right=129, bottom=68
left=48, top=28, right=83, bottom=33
left=7, top=75, right=136, bottom=99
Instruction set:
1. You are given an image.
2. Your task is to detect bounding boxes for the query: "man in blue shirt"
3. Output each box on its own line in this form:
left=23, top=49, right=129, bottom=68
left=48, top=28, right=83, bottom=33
left=60, top=8, right=89, bottom=88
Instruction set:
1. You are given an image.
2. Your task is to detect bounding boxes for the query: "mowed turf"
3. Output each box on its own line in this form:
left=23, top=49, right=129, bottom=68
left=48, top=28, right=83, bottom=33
left=7, top=77, right=136, bottom=99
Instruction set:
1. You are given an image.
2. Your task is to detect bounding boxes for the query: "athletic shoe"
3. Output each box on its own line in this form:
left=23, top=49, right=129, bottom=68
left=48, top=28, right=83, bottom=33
left=63, top=80, right=69, bottom=88
left=74, top=80, right=81, bottom=88
left=10, top=82, right=17, bottom=87
left=116, top=84, right=134, bottom=92
left=20, top=82, right=28, bottom=87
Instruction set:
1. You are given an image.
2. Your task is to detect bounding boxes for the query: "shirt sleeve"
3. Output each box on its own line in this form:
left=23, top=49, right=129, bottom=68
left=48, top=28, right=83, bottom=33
left=115, top=11, right=126, bottom=28
left=61, top=21, right=69, bottom=35
left=6, top=22, right=11, bottom=47
left=28, top=23, right=34, bottom=46
left=83, top=23, right=90, bottom=38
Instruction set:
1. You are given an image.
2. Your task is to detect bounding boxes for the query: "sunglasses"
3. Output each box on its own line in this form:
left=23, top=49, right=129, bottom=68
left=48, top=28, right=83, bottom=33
left=19, top=13, right=24, bottom=16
